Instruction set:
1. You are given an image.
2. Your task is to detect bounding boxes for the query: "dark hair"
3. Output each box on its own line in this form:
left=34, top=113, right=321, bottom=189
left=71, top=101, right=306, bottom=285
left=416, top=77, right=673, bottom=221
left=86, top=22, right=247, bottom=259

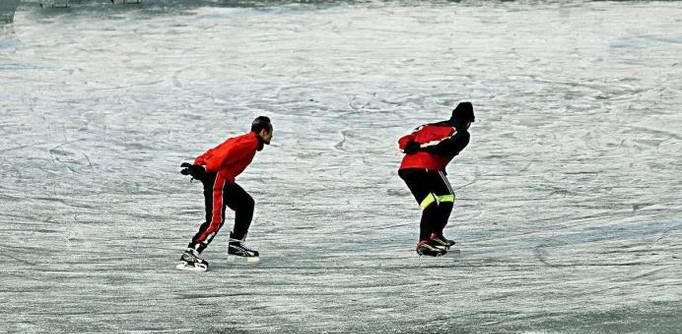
left=251, top=116, right=272, bottom=133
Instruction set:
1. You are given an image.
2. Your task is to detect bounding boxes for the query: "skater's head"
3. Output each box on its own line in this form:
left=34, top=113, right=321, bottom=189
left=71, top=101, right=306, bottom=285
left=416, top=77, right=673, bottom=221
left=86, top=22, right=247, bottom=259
left=251, top=116, right=273, bottom=146
left=450, top=102, right=475, bottom=130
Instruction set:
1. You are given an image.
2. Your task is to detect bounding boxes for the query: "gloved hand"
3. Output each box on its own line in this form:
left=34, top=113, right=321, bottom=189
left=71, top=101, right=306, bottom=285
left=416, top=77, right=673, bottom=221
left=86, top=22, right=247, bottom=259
left=403, top=141, right=420, bottom=154
left=180, top=162, right=206, bottom=180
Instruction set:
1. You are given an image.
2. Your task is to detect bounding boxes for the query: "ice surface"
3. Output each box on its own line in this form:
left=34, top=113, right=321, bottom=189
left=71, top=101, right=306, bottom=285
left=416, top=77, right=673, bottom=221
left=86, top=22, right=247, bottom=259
left=1, top=1, right=681, bottom=333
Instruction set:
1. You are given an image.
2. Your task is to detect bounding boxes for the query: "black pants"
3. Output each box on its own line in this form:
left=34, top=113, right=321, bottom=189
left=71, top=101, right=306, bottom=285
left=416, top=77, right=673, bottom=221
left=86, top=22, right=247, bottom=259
left=398, top=168, right=455, bottom=242
left=187, top=172, right=254, bottom=254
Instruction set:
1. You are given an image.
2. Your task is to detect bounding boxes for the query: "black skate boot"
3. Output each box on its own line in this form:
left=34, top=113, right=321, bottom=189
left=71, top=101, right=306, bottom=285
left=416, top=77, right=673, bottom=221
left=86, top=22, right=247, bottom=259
left=176, top=248, right=209, bottom=272
left=416, top=240, right=447, bottom=257
left=430, top=233, right=456, bottom=250
left=228, top=233, right=260, bottom=263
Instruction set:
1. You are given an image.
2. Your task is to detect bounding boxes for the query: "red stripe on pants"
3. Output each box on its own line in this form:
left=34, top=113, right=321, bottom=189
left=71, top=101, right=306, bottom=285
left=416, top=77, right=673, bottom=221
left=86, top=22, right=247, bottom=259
left=196, top=172, right=226, bottom=242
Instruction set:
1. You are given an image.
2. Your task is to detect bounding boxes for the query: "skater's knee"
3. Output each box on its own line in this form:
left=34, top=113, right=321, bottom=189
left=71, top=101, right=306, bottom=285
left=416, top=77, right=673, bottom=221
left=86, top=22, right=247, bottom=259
left=242, top=194, right=255, bottom=210
left=420, top=193, right=437, bottom=210
left=420, top=193, right=455, bottom=210
left=227, top=191, right=255, bottom=212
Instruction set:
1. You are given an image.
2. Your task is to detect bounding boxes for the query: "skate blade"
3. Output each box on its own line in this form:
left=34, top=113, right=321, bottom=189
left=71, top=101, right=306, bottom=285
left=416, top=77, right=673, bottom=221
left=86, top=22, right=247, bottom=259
left=417, top=252, right=447, bottom=257
left=227, top=255, right=260, bottom=264
left=417, top=248, right=460, bottom=257
left=176, top=262, right=208, bottom=272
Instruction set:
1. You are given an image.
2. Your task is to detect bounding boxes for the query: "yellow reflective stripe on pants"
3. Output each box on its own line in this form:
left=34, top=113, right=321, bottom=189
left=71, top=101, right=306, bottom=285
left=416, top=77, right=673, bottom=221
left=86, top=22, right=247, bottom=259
left=420, top=193, right=455, bottom=210
left=420, top=193, right=437, bottom=210
left=438, top=194, right=455, bottom=203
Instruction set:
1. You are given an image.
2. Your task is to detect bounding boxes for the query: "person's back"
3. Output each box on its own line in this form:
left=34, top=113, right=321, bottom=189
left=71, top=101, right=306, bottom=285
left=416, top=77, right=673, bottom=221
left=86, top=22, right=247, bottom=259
left=194, top=131, right=262, bottom=183
left=399, top=120, right=468, bottom=172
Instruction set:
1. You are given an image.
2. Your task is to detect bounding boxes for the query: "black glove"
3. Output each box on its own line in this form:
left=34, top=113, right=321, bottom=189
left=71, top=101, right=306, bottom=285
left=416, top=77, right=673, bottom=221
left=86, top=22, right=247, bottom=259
left=180, top=162, right=206, bottom=180
left=403, top=141, right=420, bottom=154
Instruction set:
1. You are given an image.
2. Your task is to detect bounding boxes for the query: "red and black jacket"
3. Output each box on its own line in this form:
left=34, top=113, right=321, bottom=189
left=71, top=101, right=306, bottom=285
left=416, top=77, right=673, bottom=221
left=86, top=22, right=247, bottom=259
left=194, top=131, right=263, bottom=183
left=398, top=121, right=470, bottom=172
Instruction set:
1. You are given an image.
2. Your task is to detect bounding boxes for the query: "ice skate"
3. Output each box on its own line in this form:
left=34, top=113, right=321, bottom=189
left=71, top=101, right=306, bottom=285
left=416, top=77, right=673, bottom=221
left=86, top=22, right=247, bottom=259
left=416, top=240, right=447, bottom=257
left=176, top=248, right=209, bottom=272
left=227, top=233, right=260, bottom=263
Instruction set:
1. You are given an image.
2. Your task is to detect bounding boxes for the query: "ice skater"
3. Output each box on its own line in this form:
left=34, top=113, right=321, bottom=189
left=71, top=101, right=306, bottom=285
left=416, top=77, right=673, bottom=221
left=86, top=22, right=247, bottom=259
left=397, top=102, right=475, bottom=256
left=177, top=116, right=273, bottom=271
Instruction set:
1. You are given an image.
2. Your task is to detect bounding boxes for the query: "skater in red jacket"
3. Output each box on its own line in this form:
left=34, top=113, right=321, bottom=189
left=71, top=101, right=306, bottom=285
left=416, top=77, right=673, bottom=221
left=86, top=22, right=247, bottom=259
left=398, top=102, right=475, bottom=256
left=177, top=116, right=273, bottom=271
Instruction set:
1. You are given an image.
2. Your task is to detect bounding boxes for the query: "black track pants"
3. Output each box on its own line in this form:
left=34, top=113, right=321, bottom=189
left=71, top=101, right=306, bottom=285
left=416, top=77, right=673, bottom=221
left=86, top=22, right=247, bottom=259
left=187, top=172, right=254, bottom=253
left=398, top=168, right=455, bottom=242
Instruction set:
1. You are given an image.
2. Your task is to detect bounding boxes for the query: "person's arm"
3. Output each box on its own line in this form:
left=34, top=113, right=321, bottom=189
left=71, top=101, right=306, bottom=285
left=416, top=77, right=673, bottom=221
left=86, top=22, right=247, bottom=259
left=421, top=130, right=470, bottom=156
left=209, top=136, right=260, bottom=172
left=194, top=139, right=235, bottom=173
left=398, top=133, right=415, bottom=152
left=205, top=146, right=232, bottom=172
left=399, top=125, right=427, bottom=154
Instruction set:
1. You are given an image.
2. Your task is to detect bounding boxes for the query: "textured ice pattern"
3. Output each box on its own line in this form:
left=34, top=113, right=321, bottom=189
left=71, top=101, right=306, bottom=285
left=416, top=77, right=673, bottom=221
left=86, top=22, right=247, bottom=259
left=1, top=1, right=681, bottom=333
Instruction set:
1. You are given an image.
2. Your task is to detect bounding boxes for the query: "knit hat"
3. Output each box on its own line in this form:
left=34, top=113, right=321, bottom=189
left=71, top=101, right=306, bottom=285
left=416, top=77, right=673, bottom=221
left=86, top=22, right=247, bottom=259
left=450, top=102, right=475, bottom=123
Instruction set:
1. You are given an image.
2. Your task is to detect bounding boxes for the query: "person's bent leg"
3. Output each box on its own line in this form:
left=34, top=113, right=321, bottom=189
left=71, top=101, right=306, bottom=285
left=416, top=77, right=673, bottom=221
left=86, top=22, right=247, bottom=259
left=433, top=172, right=456, bottom=241
left=223, top=182, right=254, bottom=241
left=434, top=201, right=453, bottom=236
left=418, top=192, right=441, bottom=241
left=398, top=169, right=441, bottom=243
left=223, top=182, right=259, bottom=257
left=188, top=172, right=227, bottom=253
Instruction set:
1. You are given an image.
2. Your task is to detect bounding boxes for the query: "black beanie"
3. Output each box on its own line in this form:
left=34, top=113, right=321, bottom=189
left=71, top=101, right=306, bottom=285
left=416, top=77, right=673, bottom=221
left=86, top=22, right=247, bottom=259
left=450, top=102, right=475, bottom=123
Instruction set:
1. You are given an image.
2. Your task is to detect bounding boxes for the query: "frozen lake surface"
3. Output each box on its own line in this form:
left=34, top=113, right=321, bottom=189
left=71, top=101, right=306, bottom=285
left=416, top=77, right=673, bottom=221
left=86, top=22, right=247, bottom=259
left=1, top=1, right=681, bottom=333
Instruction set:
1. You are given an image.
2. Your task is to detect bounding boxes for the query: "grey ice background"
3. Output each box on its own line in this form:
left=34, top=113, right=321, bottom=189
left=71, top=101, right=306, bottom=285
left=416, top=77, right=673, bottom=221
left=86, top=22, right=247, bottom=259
left=1, top=1, right=681, bottom=333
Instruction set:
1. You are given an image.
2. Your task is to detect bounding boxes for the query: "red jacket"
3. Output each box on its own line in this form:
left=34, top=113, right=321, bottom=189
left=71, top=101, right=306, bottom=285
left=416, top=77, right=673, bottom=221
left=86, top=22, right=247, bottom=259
left=194, top=131, right=262, bottom=183
left=398, top=121, right=470, bottom=171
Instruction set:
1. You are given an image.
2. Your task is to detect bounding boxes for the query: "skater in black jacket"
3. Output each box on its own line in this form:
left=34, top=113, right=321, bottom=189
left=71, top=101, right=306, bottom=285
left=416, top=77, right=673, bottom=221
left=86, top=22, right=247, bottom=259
left=398, top=102, right=475, bottom=256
